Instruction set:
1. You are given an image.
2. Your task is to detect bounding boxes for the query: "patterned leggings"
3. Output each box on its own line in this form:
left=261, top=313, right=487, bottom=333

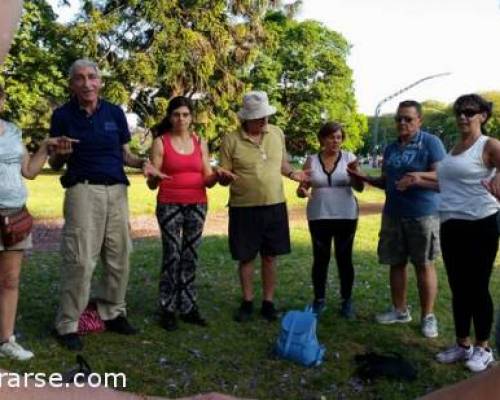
left=156, top=203, right=207, bottom=314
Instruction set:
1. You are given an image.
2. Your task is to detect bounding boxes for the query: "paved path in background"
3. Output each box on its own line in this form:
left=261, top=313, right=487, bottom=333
left=32, top=203, right=383, bottom=252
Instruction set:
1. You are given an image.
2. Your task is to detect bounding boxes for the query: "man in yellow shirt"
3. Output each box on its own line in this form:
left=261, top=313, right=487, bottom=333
left=219, top=91, right=308, bottom=322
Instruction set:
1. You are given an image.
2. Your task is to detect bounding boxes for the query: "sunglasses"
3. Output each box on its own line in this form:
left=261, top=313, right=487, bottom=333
left=394, top=116, right=415, bottom=123
left=455, top=109, right=481, bottom=118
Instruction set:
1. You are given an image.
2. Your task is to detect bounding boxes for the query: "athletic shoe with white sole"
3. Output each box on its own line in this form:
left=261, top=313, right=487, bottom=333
left=0, top=335, right=34, bottom=361
left=421, top=313, right=439, bottom=338
left=436, top=343, right=473, bottom=364
left=465, top=346, right=495, bottom=372
left=376, top=306, right=412, bottom=324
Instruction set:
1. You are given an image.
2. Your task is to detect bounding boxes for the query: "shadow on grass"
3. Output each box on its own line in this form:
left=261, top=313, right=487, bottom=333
left=11, top=232, right=499, bottom=400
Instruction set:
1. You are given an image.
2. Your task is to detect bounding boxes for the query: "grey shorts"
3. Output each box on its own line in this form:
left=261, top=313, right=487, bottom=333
left=377, top=214, right=440, bottom=266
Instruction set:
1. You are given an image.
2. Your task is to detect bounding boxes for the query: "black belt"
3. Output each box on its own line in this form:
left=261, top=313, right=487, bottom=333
left=61, top=175, right=122, bottom=188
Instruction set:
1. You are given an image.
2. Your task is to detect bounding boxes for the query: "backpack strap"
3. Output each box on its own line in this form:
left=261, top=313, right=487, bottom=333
left=283, top=316, right=297, bottom=354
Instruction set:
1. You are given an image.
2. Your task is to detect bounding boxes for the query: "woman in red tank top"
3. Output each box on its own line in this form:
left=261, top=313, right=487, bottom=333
left=147, top=96, right=217, bottom=331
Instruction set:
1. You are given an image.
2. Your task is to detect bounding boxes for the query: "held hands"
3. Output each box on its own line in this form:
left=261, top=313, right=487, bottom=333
left=481, top=174, right=500, bottom=200
left=289, top=169, right=311, bottom=183
left=296, top=186, right=311, bottom=199
left=143, top=160, right=171, bottom=181
left=215, top=167, right=238, bottom=185
left=346, top=159, right=368, bottom=182
left=395, top=172, right=421, bottom=191
left=46, top=136, right=79, bottom=155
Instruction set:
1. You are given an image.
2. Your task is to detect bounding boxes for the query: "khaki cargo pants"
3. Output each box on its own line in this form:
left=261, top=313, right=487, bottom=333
left=55, top=183, right=132, bottom=335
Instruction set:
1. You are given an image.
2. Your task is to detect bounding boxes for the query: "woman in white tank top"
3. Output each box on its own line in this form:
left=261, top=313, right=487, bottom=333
left=297, top=122, right=364, bottom=319
left=433, top=94, right=500, bottom=372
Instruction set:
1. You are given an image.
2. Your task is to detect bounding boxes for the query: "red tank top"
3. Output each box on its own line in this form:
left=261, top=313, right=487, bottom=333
left=157, top=134, right=207, bottom=204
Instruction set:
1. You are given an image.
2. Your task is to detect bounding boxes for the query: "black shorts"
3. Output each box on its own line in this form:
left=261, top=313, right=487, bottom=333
left=228, top=203, right=291, bottom=262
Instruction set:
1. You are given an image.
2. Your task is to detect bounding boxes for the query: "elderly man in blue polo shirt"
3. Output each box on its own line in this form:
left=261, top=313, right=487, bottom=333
left=349, top=100, right=446, bottom=338
left=48, top=59, right=163, bottom=350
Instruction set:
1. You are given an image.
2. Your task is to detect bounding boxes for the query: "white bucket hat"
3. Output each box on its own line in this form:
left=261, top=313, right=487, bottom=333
left=237, top=91, right=277, bottom=120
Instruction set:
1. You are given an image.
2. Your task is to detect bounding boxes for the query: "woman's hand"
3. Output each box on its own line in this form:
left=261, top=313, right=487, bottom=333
left=288, top=169, right=311, bottom=183
left=47, top=136, right=79, bottom=155
left=395, top=173, right=420, bottom=191
left=215, top=167, right=238, bottom=185
left=296, top=186, right=311, bottom=199
left=482, top=173, right=500, bottom=200
left=143, top=160, right=171, bottom=180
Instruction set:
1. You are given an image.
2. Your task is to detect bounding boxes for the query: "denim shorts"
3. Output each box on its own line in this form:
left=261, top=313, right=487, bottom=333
left=377, top=214, right=440, bottom=266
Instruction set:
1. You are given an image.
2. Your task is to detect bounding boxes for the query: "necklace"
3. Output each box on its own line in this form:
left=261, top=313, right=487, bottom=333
left=171, top=134, right=193, bottom=154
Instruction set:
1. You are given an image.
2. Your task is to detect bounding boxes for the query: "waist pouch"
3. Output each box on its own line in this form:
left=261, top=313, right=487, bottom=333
left=0, top=206, right=33, bottom=247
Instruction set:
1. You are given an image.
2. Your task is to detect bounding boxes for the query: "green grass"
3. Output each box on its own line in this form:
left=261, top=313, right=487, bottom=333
left=8, top=213, right=500, bottom=399
left=25, top=171, right=385, bottom=219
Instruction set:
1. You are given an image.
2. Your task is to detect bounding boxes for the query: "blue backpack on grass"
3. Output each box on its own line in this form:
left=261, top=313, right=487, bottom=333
left=274, top=307, right=325, bottom=367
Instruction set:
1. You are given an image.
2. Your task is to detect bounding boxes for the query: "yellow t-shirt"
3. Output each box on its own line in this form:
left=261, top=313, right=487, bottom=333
left=219, top=124, right=287, bottom=207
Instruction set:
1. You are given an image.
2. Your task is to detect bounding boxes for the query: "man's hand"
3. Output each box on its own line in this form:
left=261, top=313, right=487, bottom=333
left=482, top=174, right=500, bottom=200
left=215, top=167, right=238, bottom=185
left=289, top=169, right=311, bottom=183
left=296, top=186, right=311, bottom=199
left=143, top=160, right=171, bottom=180
left=346, top=161, right=368, bottom=182
left=48, top=136, right=79, bottom=155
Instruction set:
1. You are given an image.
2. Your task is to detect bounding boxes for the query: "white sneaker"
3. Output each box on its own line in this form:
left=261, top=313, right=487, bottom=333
left=376, top=306, right=412, bottom=324
left=436, top=344, right=473, bottom=364
left=0, top=335, right=34, bottom=361
left=421, top=314, right=439, bottom=338
left=465, top=347, right=495, bottom=372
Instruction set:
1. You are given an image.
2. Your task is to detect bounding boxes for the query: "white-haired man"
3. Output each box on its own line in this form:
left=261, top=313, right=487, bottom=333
left=218, top=91, right=309, bottom=322
left=49, top=59, right=163, bottom=350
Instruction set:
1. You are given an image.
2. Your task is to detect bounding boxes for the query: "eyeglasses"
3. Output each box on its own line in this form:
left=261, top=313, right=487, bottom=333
left=394, top=116, right=414, bottom=123
left=455, top=109, right=481, bottom=118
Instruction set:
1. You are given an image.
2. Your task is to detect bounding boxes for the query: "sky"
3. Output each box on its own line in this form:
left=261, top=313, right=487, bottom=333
left=298, top=0, right=500, bottom=114
left=48, top=0, right=500, bottom=115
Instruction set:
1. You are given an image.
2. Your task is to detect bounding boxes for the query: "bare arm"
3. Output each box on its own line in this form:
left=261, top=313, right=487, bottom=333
left=296, top=156, right=312, bottom=198
left=396, top=164, right=440, bottom=192
left=281, top=155, right=310, bottom=183
left=346, top=158, right=364, bottom=192
left=200, top=139, right=217, bottom=188
left=147, top=137, right=164, bottom=190
left=122, top=144, right=146, bottom=169
left=0, top=0, right=23, bottom=65
left=21, top=141, right=49, bottom=180
left=483, top=138, right=500, bottom=199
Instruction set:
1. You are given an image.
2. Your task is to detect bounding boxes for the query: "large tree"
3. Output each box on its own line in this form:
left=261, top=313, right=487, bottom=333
left=1, top=0, right=69, bottom=149
left=247, top=11, right=367, bottom=155
left=57, top=0, right=278, bottom=150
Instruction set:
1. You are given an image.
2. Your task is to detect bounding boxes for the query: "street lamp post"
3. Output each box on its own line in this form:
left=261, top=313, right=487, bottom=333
left=371, top=72, right=451, bottom=166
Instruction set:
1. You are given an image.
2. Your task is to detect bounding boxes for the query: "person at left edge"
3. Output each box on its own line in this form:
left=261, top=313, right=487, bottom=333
left=48, top=59, right=165, bottom=351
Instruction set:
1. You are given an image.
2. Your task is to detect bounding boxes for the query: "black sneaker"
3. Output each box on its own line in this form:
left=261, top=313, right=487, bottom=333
left=57, top=333, right=83, bottom=351
left=180, top=309, right=208, bottom=327
left=104, top=316, right=138, bottom=335
left=261, top=300, right=279, bottom=322
left=234, top=300, right=254, bottom=323
left=340, top=298, right=355, bottom=319
left=160, top=312, right=178, bottom=331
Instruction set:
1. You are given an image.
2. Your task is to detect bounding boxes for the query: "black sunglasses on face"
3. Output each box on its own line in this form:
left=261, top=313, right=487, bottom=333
left=455, top=109, right=481, bottom=118
left=394, top=116, right=414, bottom=123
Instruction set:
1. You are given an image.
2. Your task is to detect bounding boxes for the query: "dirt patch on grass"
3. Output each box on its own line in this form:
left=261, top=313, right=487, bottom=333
left=32, top=203, right=383, bottom=251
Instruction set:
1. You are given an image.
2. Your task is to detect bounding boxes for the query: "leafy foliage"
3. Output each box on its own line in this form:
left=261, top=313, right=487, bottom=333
left=247, top=11, right=367, bottom=155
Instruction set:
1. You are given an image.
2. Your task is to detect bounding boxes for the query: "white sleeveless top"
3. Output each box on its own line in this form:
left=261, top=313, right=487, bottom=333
left=437, top=135, right=499, bottom=222
left=306, top=151, right=359, bottom=221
